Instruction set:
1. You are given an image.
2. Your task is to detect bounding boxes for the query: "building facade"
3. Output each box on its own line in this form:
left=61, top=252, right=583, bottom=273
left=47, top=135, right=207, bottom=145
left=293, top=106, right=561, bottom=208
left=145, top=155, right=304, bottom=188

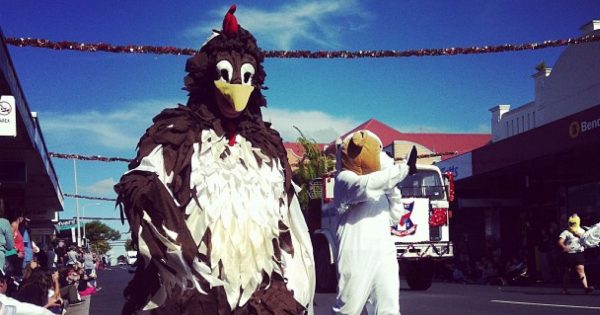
left=438, top=20, right=600, bottom=283
left=0, top=28, right=63, bottom=247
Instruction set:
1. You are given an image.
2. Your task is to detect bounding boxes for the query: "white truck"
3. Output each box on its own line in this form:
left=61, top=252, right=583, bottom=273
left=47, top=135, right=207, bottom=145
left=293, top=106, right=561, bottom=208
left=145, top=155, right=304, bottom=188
left=310, top=164, right=454, bottom=292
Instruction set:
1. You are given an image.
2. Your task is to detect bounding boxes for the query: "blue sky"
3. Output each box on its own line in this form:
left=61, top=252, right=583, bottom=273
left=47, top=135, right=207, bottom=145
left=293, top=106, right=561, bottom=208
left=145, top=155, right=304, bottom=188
left=1, top=1, right=599, bottom=248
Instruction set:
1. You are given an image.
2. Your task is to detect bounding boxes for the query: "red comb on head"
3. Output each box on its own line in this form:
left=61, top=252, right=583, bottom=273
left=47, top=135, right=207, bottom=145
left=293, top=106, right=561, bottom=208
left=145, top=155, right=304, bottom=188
left=222, top=4, right=239, bottom=37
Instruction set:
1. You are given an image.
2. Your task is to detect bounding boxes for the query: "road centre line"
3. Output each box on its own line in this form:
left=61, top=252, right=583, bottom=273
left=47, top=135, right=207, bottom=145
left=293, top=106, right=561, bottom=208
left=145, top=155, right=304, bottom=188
left=491, top=300, right=600, bottom=310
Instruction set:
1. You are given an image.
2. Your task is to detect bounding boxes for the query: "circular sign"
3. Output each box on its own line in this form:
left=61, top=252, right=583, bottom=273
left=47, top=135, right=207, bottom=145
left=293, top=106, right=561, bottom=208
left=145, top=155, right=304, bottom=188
left=0, top=101, right=12, bottom=116
left=568, top=121, right=580, bottom=138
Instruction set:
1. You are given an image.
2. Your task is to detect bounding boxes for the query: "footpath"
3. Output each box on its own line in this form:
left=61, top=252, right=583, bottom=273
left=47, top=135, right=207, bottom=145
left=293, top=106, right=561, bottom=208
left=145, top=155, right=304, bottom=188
left=65, top=296, right=91, bottom=315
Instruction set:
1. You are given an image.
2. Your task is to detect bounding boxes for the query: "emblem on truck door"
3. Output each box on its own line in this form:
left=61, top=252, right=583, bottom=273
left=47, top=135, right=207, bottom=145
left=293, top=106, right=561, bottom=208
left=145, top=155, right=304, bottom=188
left=392, top=201, right=417, bottom=237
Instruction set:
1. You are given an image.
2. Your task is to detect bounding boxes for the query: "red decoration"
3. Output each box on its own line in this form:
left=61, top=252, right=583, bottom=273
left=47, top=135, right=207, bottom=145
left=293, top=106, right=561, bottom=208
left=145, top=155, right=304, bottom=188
left=429, top=208, right=448, bottom=226
left=222, top=4, right=239, bottom=37
left=443, top=171, right=455, bottom=202
left=6, top=34, right=600, bottom=58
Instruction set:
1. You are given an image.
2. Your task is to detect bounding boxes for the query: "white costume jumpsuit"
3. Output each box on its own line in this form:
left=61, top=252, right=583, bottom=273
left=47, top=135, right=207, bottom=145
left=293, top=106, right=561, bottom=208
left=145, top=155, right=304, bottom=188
left=332, top=153, right=409, bottom=315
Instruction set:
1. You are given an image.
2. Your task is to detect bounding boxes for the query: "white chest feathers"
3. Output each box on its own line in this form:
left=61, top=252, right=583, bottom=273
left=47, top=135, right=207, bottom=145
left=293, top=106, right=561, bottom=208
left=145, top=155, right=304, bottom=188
left=185, top=129, right=288, bottom=308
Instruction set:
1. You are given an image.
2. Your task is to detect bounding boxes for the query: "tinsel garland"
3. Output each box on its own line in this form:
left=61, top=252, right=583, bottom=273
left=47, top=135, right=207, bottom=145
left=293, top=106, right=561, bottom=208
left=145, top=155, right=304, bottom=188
left=443, top=171, right=455, bottom=202
left=418, top=151, right=457, bottom=159
left=7, top=34, right=600, bottom=58
left=395, top=151, right=457, bottom=161
left=50, top=154, right=125, bottom=202
left=49, top=152, right=132, bottom=163
left=63, top=193, right=116, bottom=202
left=429, top=208, right=448, bottom=227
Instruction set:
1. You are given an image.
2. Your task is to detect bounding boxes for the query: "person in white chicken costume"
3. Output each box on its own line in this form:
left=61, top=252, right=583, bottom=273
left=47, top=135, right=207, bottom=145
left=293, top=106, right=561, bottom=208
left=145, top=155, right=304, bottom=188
left=331, top=130, right=416, bottom=315
left=115, top=5, right=315, bottom=315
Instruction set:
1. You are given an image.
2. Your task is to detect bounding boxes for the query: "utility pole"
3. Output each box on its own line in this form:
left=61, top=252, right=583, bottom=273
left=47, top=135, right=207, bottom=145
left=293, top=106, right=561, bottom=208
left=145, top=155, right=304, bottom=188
left=74, top=159, right=81, bottom=247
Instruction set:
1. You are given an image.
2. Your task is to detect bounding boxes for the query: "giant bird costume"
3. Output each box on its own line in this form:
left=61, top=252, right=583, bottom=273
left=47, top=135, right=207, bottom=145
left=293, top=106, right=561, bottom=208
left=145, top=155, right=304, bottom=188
left=115, top=6, right=315, bottom=314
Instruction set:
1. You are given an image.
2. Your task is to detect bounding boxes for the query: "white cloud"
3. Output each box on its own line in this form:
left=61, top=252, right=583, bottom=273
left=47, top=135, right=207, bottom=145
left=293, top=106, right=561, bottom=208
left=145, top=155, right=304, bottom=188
left=187, top=1, right=373, bottom=50
left=39, top=96, right=359, bottom=153
left=262, top=107, right=358, bottom=142
left=84, top=178, right=117, bottom=195
left=40, top=99, right=178, bottom=151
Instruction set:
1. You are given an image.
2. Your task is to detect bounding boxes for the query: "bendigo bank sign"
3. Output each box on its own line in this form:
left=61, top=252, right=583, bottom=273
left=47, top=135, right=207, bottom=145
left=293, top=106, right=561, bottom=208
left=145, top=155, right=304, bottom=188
left=569, top=116, right=600, bottom=139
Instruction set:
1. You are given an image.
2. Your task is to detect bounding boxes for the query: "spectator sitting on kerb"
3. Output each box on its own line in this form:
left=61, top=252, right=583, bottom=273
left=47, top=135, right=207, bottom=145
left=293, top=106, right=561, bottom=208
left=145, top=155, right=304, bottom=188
left=0, top=269, right=54, bottom=315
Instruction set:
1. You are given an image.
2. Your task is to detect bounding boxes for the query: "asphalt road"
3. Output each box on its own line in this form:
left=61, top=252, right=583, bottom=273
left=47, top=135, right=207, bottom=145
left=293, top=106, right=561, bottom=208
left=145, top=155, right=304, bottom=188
left=91, top=267, right=600, bottom=315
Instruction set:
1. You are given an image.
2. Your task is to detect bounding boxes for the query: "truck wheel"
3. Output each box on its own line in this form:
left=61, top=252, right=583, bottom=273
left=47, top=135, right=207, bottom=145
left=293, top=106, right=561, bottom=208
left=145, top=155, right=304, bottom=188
left=315, top=242, right=337, bottom=293
left=406, top=260, right=434, bottom=290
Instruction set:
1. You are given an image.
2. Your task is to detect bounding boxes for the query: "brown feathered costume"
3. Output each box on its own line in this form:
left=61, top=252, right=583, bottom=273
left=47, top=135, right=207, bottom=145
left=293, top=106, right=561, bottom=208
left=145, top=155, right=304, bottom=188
left=115, top=5, right=315, bottom=315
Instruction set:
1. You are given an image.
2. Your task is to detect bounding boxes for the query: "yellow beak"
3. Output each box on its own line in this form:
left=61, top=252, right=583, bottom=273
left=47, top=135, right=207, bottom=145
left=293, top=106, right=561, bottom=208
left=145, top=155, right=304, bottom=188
left=214, top=81, right=254, bottom=113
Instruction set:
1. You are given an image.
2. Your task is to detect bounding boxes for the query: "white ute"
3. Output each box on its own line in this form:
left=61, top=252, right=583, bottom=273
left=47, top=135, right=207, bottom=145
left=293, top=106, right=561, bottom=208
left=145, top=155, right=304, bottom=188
left=311, top=164, right=454, bottom=292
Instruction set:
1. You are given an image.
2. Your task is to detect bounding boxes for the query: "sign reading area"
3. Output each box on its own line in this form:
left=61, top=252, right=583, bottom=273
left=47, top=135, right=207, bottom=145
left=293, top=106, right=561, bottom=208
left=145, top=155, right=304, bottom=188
left=0, top=95, right=16, bottom=137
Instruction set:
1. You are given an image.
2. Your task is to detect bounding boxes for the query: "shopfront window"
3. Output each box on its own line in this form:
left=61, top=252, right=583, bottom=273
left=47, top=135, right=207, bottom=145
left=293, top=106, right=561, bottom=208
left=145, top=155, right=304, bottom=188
left=568, top=181, right=600, bottom=223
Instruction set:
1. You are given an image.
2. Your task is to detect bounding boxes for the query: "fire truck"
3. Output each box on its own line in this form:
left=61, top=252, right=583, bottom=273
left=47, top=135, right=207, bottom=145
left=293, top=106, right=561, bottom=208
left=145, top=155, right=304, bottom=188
left=309, top=164, right=454, bottom=292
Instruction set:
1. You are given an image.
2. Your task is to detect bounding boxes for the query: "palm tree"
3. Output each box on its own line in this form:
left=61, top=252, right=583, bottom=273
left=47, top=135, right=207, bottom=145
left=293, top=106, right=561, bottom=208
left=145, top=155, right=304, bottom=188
left=292, top=126, right=335, bottom=212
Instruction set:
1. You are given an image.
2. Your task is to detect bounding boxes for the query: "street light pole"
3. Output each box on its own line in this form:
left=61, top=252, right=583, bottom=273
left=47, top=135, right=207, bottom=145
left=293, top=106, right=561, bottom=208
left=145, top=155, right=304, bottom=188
left=74, top=159, right=81, bottom=247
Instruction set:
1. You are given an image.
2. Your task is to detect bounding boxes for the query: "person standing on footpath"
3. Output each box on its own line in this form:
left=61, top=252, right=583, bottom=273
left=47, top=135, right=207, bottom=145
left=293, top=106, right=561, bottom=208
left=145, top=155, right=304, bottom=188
left=8, top=214, right=25, bottom=277
left=54, top=241, right=66, bottom=267
left=21, top=218, right=33, bottom=272
left=0, top=206, right=15, bottom=272
left=82, top=249, right=97, bottom=287
left=558, top=213, right=594, bottom=294
left=66, top=246, right=79, bottom=267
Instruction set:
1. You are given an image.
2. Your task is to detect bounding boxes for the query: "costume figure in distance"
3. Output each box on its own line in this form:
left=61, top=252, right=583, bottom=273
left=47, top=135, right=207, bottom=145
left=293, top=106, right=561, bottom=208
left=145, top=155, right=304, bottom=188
left=331, top=130, right=416, bottom=315
left=115, top=5, right=315, bottom=314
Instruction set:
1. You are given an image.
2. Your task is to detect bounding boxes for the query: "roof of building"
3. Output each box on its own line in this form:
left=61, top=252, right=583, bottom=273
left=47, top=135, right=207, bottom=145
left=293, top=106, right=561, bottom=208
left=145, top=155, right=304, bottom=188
left=324, top=119, right=491, bottom=159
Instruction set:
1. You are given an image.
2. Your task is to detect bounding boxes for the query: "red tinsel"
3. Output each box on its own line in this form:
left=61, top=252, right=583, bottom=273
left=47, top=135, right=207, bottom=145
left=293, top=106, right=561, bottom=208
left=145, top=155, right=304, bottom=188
left=417, top=151, right=457, bottom=159
left=63, top=193, right=116, bottom=202
left=395, top=151, right=457, bottom=161
left=6, top=34, right=600, bottom=58
left=443, top=171, right=455, bottom=202
left=49, top=152, right=132, bottom=163
left=429, top=208, right=448, bottom=227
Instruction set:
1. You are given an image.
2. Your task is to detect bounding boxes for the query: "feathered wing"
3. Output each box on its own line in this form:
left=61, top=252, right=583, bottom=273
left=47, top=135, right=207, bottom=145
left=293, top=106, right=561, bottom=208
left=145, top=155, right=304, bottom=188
left=115, top=106, right=217, bottom=312
left=281, top=182, right=316, bottom=314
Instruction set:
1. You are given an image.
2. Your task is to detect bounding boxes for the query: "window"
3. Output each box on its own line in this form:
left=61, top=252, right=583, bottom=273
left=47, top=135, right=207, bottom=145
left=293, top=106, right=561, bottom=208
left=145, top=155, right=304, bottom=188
left=397, top=170, right=445, bottom=200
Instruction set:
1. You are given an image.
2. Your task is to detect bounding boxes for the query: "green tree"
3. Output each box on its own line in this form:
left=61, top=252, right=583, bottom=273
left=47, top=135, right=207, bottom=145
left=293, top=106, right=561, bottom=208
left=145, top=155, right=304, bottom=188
left=292, top=126, right=335, bottom=211
left=85, top=220, right=121, bottom=255
left=124, top=239, right=134, bottom=251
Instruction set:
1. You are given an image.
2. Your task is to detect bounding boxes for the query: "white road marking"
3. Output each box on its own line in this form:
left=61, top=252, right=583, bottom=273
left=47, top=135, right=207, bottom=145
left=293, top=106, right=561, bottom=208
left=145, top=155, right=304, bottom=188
left=491, top=300, right=600, bottom=310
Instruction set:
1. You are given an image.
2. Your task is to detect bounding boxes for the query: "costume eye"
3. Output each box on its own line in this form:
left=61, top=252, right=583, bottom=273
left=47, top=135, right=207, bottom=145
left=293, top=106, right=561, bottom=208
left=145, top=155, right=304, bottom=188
left=216, top=60, right=233, bottom=83
left=241, top=63, right=255, bottom=85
